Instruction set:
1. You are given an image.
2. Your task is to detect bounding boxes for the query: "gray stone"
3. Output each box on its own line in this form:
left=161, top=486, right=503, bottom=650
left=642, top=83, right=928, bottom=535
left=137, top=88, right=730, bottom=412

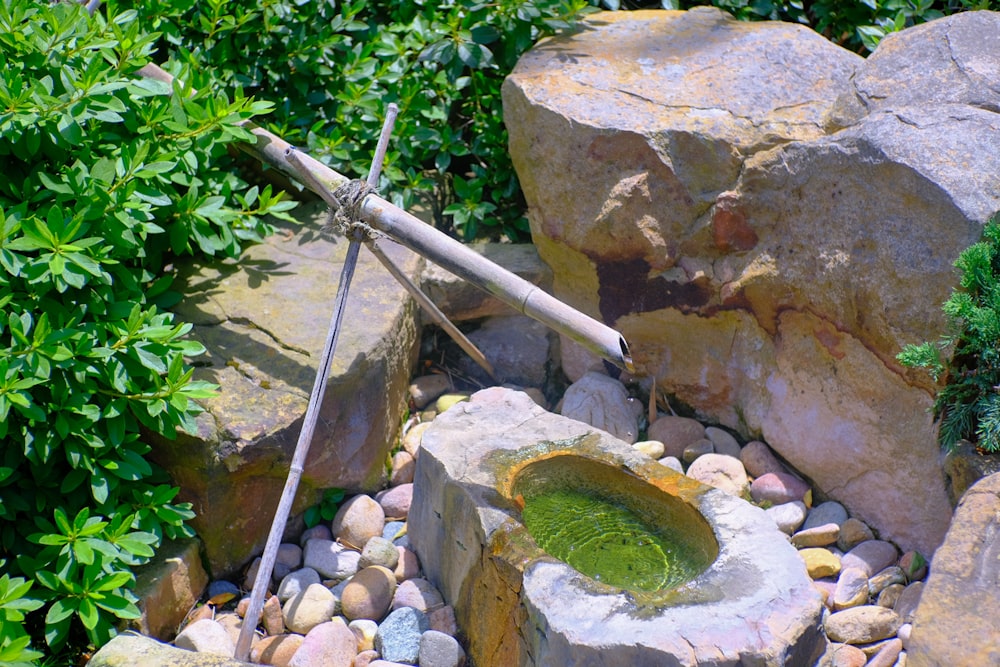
left=804, top=501, right=849, bottom=531
left=150, top=202, right=420, bottom=575
left=457, top=315, right=552, bottom=387
left=657, top=455, right=684, bottom=473
left=682, top=438, right=715, bottom=464
left=895, top=581, right=925, bottom=624
left=410, top=387, right=824, bottom=666
left=826, top=11, right=1000, bottom=128
left=174, top=619, right=236, bottom=656
left=705, top=426, right=741, bottom=458
left=506, top=3, right=972, bottom=557
left=303, top=540, right=361, bottom=581
left=277, top=567, right=321, bottom=602
left=359, top=536, right=400, bottom=570
left=942, top=439, right=1000, bottom=504
left=837, top=518, right=875, bottom=552
left=560, top=371, right=641, bottom=443
left=382, top=521, right=407, bottom=543
left=766, top=500, right=808, bottom=535
left=419, top=630, right=466, bottom=667
left=791, top=523, right=840, bottom=548
left=841, top=540, right=898, bottom=578
left=375, top=607, right=430, bottom=664
left=89, top=633, right=253, bottom=666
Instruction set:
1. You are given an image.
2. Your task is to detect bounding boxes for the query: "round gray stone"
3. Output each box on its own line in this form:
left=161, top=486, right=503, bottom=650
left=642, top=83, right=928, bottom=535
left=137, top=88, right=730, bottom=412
left=375, top=607, right=430, bottom=663
left=803, top=501, right=848, bottom=530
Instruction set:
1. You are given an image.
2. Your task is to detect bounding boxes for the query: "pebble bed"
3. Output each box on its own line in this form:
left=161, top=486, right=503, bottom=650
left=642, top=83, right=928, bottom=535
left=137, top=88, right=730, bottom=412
left=171, top=374, right=926, bottom=667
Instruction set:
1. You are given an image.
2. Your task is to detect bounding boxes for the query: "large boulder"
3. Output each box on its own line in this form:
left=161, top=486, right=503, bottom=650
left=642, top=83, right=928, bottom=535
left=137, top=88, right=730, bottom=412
left=908, top=472, right=1000, bottom=665
left=504, top=7, right=1000, bottom=555
left=151, top=202, right=422, bottom=575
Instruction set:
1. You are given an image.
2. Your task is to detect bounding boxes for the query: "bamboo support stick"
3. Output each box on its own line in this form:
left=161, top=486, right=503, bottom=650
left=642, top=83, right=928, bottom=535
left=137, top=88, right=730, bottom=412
left=233, top=108, right=399, bottom=662
left=366, top=239, right=497, bottom=381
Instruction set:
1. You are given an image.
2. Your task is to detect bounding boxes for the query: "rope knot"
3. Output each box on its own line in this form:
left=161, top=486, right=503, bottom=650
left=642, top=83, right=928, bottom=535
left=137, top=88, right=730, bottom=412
left=328, top=179, right=377, bottom=240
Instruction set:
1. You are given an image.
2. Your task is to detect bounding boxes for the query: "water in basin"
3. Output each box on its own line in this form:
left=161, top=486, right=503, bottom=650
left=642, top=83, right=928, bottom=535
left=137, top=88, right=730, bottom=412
left=511, top=455, right=718, bottom=592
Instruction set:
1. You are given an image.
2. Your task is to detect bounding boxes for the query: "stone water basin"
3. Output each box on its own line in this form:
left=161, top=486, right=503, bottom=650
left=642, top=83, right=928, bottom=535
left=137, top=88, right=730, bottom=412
left=409, top=387, right=825, bottom=666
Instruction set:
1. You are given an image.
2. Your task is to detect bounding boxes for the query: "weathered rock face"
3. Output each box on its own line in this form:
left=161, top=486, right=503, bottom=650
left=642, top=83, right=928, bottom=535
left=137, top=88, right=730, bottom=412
left=908, top=472, right=1000, bottom=666
left=411, top=387, right=824, bottom=667
left=151, top=202, right=421, bottom=576
left=132, top=538, right=209, bottom=641
left=504, top=7, right=1000, bottom=555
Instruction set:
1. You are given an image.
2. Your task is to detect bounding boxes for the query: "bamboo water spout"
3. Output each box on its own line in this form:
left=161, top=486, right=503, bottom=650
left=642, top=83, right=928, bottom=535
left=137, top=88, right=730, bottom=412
left=136, top=63, right=633, bottom=371
left=237, top=124, right=634, bottom=372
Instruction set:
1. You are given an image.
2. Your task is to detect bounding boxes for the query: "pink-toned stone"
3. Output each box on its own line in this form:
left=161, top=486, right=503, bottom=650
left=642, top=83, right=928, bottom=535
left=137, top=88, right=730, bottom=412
left=376, top=484, right=414, bottom=520
left=353, top=649, right=380, bottom=667
left=394, top=546, right=421, bottom=583
left=263, top=594, right=285, bottom=636
left=740, top=440, right=788, bottom=478
left=390, top=451, right=415, bottom=486
left=813, top=579, right=837, bottom=609
left=865, top=638, right=903, bottom=667
left=898, top=550, right=928, bottom=581
left=686, top=452, right=749, bottom=497
left=750, top=472, right=810, bottom=505
left=391, top=577, right=444, bottom=613
left=331, top=495, right=385, bottom=549
left=252, top=634, right=304, bottom=667
left=340, top=566, right=397, bottom=621
left=821, top=642, right=867, bottom=667
left=428, top=605, right=459, bottom=636
left=288, top=618, right=357, bottom=667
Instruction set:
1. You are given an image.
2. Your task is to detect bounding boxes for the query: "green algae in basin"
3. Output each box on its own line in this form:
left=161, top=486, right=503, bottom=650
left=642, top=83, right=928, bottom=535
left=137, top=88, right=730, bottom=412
left=512, top=455, right=717, bottom=592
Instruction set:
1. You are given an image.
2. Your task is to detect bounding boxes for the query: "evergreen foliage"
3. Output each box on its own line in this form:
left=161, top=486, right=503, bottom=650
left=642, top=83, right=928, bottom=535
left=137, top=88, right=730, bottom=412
left=899, top=214, right=1000, bottom=453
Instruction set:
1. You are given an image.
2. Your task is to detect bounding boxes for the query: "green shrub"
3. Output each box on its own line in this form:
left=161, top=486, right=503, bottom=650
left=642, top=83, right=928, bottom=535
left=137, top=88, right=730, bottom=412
left=115, top=0, right=595, bottom=242
left=0, top=1, right=294, bottom=658
left=899, top=214, right=1000, bottom=453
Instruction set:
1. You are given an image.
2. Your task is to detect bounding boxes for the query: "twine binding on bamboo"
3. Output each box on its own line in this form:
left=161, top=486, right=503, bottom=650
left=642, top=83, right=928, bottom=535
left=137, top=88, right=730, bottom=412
left=328, top=178, right=378, bottom=240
